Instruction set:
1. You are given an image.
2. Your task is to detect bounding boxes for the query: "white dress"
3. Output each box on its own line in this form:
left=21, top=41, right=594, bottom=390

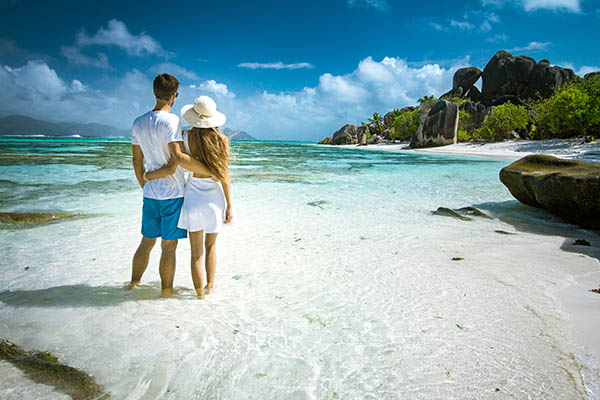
left=177, top=131, right=227, bottom=233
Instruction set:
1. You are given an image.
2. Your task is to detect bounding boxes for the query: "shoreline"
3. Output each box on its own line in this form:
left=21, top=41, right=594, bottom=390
left=337, top=138, right=600, bottom=162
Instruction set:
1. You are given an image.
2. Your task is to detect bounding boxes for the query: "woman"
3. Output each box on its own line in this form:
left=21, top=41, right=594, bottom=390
left=146, top=96, right=232, bottom=298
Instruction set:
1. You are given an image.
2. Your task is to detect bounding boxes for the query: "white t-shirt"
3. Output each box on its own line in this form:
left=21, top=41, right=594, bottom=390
left=131, top=110, right=185, bottom=200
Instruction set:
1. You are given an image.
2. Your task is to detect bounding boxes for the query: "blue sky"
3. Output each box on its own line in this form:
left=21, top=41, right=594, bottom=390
left=0, top=0, right=598, bottom=140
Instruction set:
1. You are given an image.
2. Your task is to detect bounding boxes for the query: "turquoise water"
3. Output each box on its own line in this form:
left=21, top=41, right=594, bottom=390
left=0, top=136, right=598, bottom=399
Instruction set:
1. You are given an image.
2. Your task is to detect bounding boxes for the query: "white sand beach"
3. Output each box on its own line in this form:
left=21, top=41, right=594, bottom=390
left=344, top=138, right=600, bottom=162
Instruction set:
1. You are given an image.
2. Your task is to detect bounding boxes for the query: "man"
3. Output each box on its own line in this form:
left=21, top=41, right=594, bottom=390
left=127, top=73, right=210, bottom=297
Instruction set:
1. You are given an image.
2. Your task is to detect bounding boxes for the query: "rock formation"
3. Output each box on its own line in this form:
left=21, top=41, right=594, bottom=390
left=317, top=50, right=582, bottom=146
left=368, top=134, right=383, bottom=144
left=410, top=100, right=459, bottom=148
left=318, top=136, right=333, bottom=145
left=331, top=124, right=369, bottom=145
left=499, top=155, right=600, bottom=229
left=453, top=67, right=483, bottom=93
left=521, top=59, right=575, bottom=100
left=480, top=51, right=575, bottom=105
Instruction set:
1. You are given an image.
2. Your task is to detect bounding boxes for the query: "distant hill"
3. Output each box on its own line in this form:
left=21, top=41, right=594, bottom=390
left=0, top=114, right=258, bottom=140
left=222, top=127, right=257, bottom=141
left=0, top=115, right=129, bottom=137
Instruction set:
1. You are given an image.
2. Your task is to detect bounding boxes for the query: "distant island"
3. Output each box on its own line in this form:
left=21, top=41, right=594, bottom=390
left=0, top=115, right=129, bottom=138
left=0, top=114, right=257, bottom=141
left=221, top=128, right=257, bottom=141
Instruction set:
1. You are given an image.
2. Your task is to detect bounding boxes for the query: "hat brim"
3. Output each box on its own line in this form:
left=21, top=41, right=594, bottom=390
left=181, top=104, right=226, bottom=128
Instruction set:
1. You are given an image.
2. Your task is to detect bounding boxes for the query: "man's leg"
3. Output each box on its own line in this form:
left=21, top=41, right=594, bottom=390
left=159, top=239, right=178, bottom=297
left=126, top=236, right=156, bottom=289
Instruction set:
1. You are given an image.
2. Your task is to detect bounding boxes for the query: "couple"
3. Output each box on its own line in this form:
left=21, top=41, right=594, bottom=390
left=126, top=73, right=232, bottom=299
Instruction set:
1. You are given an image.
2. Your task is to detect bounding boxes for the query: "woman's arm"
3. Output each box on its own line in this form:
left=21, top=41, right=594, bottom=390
left=221, top=173, right=233, bottom=223
left=169, top=142, right=214, bottom=177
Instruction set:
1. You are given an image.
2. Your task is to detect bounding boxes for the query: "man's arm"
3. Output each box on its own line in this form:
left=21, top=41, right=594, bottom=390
left=132, top=144, right=146, bottom=189
left=145, top=156, right=178, bottom=180
left=168, top=141, right=214, bottom=176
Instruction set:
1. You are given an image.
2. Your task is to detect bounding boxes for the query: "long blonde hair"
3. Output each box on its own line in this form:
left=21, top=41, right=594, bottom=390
left=187, top=127, right=230, bottom=182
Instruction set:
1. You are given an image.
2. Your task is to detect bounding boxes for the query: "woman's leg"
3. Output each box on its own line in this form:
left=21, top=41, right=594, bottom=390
left=189, top=230, right=205, bottom=298
left=204, top=233, right=218, bottom=293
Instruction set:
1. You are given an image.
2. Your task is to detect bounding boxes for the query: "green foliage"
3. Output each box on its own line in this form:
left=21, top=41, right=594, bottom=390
left=457, top=129, right=469, bottom=142
left=445, top=96, right=468, bottom=107
left=368, top=112, right=383, bottom=125
left=457, top=109, right=476, bottom=139
left=473, top=103, right=530, bottom=141
left=391, top=111, right=420, bottom=141
left=533, top=76, right=600, bottom=137
left=417, top=95, right=437, bottom=122
left=384, top=109, right=403, bottom=129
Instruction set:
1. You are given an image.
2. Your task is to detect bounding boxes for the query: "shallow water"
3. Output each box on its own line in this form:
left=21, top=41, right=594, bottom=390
left=0, top=137, right=599, bottom=399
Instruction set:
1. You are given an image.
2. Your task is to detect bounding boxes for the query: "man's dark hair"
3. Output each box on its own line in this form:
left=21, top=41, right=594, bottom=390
left=153, top=73, right=179, bottom=100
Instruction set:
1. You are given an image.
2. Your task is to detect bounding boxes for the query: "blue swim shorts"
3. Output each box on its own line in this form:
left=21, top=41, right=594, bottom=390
left=141, top=197, right=187, bottom=240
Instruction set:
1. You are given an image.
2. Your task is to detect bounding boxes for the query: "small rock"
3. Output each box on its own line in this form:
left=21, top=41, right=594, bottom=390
left=24, top=266, right=30, bottom=271
left=457, top=207, right=492, bottom=219
left=175, top=325, right=180, bottom=328
left=495, top=230, right=516, bottom=235
left=589, top=288, right=600, bottom=294
left=432, top=207, right=472, bottom=221
left=307, top=200, right=328, bottom=209
left=233, top=329, right=240, bottom=334
left=452, top=257, right=464, bottom=261
left=573, top=239, right=591, bottom=247
left=495, top=388, right=500, bottom=392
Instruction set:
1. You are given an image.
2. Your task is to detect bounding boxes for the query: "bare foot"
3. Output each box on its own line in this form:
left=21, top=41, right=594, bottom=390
left=204, top=282, right=214, bottom=295
left=160, top=288, right=176, bottom=298
left=195, top=288, right=205, bottom=299
left=124, top=281, right=140, bottom=290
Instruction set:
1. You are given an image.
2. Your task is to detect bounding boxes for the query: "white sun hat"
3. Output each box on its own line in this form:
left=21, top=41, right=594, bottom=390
left=181, top=96, right=226, bottom=128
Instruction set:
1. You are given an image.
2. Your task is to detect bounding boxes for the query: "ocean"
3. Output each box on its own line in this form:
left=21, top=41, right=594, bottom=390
left=0, top=136, right=599, bottom=399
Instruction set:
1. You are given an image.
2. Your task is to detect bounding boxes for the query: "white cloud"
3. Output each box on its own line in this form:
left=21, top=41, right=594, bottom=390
left=481, top=0, right=581, bottom=12
left=190, top=80, right=234, bottom=97
left=3, top=60, right=67, bottom=99
left=522, top=0, right=580, bottom=12
left=480, top=20, right=492, bottom=31
left=60, top=19, right=172, bottom=68
left=510, top=41, right=551, bottom=52
left=0, top=56, right=470, bottom=141
left=149, top=62, right=200, bottom=81
left=575, top=66, right=600, bottom=76
left=60, top=45, right=110, bottom=69
left=451, top=19, right=475, bottom=30
left=433, top=11, right=499, bottom=33
left=75, top=19, right=172, bottom=58
left=488, top=33, right=509, bottom=42
left=561, top=62, right=600, bottom=77
left=346, top=0, right=391, bottom=12
left=238, top=62, right=314, bottom=70
left=429, top=22, right=446, bottom=31
left=226, top=56, right=469, bottom=140
left=70, top=80, right=87, bottom=93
